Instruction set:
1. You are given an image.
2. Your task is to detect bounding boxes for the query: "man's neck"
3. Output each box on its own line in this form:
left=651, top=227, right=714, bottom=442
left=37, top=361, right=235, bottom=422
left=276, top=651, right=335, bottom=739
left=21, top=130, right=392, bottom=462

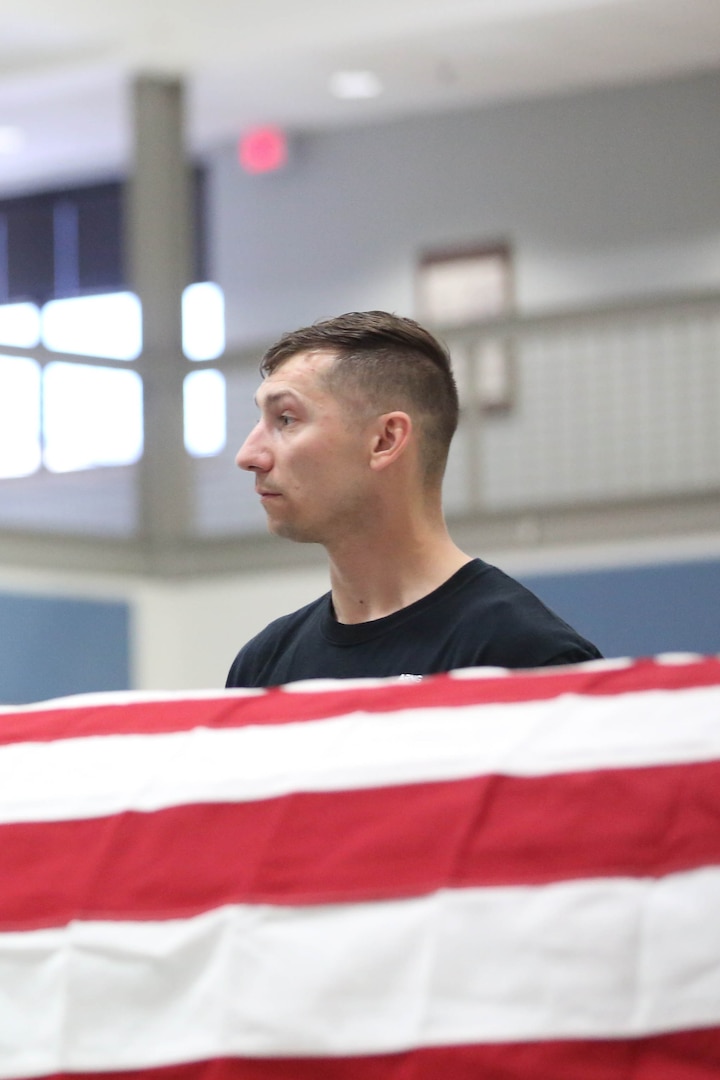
left=327, top=527, right=472, bottom=625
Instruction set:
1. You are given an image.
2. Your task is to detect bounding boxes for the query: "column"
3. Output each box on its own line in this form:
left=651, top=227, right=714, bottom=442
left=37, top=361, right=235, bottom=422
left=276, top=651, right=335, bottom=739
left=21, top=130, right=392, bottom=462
left=126, top=75, right=193, bottom=557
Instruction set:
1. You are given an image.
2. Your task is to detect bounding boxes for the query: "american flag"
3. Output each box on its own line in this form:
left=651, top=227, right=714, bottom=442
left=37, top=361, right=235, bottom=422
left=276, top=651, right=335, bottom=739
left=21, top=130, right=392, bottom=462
left=1, top=655, right=719, bottom=1079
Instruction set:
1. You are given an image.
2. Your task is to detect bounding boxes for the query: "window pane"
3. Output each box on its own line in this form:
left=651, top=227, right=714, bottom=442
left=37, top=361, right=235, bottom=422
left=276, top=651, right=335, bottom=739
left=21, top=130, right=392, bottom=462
left=6, top=196, right=54, bottom=303
left=41, top=292, right=142, bottom=360
left=43, top=362, right=143, bottom=472
left=77, top=184, right=124, bottom=293
left=0, top=302, right=41, bottom=348
left=0, top=355, right=41, bottom=478
left=184, top=369, right=226, bottom=456
left=182, top=282, right=225, bottom=361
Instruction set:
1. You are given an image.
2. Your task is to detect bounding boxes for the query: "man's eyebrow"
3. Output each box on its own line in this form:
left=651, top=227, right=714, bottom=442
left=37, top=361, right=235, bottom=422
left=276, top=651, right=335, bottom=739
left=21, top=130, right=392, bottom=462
left=253, top=389, right=301, bottom=409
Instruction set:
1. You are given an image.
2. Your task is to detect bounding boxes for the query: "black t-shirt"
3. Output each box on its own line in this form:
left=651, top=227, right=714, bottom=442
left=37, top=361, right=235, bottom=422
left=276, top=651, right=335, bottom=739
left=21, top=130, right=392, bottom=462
left=226, top=558, right=602, bottom=688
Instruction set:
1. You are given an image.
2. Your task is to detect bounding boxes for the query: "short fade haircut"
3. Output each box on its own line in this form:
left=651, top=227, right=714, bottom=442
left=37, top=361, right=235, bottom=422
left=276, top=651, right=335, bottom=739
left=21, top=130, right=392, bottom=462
left=260, top=310, right=459, bottom=483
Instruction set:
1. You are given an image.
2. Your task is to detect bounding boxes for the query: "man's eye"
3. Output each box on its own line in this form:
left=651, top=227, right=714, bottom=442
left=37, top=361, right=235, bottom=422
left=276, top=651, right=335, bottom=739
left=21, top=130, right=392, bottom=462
left=278, top=413, right=295, bottom=426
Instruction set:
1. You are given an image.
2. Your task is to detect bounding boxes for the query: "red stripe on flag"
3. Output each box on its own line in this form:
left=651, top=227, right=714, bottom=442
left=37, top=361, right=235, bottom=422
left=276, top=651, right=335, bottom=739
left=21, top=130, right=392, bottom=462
left=2, top=657, right=719, bottom=746
left=4, top=759, right=719, bottom=928
left=31, top=1026, right=720, bottom=1080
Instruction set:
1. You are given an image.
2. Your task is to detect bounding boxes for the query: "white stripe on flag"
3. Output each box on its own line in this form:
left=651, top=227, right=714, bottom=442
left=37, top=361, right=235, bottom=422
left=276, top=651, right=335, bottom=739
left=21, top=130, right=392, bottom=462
left=0, top=687, right=265, bottom=716
left=1, top=867, right=720, bottom=1078
left=1, top=686, right=720, bottom=824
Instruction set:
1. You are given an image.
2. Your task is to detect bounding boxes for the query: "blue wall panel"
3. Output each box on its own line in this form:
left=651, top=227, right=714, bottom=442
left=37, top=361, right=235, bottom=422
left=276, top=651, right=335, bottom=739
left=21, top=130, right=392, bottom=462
left=0, top=592, right=130, bottom=705
left=0, top=556, right=718, bottom=705
left=522, top=558, right=720, bottom=661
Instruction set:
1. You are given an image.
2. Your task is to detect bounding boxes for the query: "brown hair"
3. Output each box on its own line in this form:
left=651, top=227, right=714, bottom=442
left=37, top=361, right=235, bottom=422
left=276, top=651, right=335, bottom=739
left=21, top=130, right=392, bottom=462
left=261, top=311, right=459, bottom=482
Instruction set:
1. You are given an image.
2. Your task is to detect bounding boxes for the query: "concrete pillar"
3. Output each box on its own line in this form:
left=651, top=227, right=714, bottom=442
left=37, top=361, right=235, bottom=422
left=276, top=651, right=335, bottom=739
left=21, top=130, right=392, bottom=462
left=126, top=75, right=193, bottom=557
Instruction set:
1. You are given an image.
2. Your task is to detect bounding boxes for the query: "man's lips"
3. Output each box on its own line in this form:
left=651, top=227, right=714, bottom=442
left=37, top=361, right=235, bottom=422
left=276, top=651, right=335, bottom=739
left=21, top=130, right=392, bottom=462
left=257, top=489, right=281, bottom=499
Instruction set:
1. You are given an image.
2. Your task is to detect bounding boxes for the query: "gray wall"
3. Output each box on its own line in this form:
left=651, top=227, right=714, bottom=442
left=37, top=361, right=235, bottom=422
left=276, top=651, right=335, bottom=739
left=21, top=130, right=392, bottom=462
left=210, top=70, right=720, bottom=345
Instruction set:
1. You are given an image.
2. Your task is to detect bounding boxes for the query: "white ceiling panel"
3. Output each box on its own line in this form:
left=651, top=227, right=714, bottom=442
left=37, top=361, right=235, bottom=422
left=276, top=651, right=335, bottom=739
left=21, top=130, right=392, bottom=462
left=0, top=0, right=719, bottom=191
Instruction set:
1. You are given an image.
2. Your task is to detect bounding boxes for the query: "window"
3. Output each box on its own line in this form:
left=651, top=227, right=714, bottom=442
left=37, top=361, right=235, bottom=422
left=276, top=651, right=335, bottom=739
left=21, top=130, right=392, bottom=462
left=0, top=174, right=222, bottom=495
left=182, top=282, right=225, bottom=361
left=41, top=292, right=142, bottom=361
left=0, top=302, right=40, bottom=348
left=43, top=363, right=144, bottom=472
left=0, top=278, right=227, bottom=479
left=0, top=173, right=207, bottom=306
left=0, top=355, right=41, bottom=478
left=183, top=369, right=226, bottom=456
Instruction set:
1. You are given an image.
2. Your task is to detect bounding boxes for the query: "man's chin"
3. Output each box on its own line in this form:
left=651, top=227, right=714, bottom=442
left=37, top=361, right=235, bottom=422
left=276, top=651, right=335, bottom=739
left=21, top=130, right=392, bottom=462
left=266, top=519, right=319, bottom=544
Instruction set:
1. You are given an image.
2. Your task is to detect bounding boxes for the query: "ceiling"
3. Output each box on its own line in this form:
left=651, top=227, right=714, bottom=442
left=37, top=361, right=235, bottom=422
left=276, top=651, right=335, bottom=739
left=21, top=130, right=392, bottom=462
left=1, top=0, right=720, bottom=194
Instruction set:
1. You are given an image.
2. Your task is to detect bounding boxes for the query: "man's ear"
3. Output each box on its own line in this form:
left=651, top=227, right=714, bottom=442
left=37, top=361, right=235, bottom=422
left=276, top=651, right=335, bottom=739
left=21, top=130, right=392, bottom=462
left=369, top=411, right=413, bottom=472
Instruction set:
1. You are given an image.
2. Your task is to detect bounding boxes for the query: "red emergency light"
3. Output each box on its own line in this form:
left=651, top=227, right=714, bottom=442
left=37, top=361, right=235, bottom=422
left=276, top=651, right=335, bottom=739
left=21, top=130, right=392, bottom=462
left=238, top=126, right=288, bottom=175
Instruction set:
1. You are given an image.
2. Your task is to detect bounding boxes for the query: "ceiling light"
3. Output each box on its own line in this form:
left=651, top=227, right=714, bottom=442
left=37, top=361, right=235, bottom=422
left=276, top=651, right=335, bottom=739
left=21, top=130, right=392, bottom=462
left=0, top=127, right=25, bottom=155
left=329, top=71, right=383, bottom=100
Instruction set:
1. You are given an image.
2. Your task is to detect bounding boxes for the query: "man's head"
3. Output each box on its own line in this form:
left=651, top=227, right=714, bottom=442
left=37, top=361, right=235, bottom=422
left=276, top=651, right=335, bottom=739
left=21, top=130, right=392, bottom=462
left=260, top=310, right=459, bottom=485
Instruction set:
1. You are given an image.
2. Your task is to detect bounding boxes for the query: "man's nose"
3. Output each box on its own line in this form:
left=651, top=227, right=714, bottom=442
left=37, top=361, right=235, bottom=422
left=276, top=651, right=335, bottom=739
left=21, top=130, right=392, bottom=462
left=235, top=424, right=272, bottom=472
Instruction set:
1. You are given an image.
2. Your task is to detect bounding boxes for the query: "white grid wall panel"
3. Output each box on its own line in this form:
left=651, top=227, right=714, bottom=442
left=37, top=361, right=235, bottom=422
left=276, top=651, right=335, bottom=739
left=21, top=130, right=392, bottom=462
left=480, top=311, right=720, bottom=511
left=0, top=466, right=139, bottom=536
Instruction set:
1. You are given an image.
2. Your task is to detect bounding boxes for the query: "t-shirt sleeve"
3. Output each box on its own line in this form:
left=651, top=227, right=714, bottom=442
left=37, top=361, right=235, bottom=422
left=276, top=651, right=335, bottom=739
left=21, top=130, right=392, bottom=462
left=537, top=642, right=604, bottom=667
left=225, top=629, right=276, bottom=688
left=225, top=607, right=309, bottom=688
left=470, top=581, right=603, bottom=669
left=225, top=642, right=257, bottom=688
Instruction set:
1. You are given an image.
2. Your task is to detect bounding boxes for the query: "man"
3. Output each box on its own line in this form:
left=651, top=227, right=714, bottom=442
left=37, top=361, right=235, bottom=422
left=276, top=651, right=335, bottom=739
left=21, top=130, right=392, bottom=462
left=226, top=311, right=602, bottom=688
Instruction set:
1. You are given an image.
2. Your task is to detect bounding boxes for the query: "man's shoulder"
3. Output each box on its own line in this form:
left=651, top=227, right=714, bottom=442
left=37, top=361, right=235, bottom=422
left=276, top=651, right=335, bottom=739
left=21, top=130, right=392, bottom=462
left=225, top=593, right=328, bottom=687
left=448, top=560, right=603, bottom=666
left=442, top=558, right=545, bottom=617
left=257, top=592, right=327, bottom=637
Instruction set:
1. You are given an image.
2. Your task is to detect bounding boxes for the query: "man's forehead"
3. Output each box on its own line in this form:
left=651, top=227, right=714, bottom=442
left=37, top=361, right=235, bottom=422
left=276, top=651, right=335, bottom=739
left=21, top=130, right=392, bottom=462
left=270, top=349, right=337, bottom=379
left=255, top=349, right=338, bottom=405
